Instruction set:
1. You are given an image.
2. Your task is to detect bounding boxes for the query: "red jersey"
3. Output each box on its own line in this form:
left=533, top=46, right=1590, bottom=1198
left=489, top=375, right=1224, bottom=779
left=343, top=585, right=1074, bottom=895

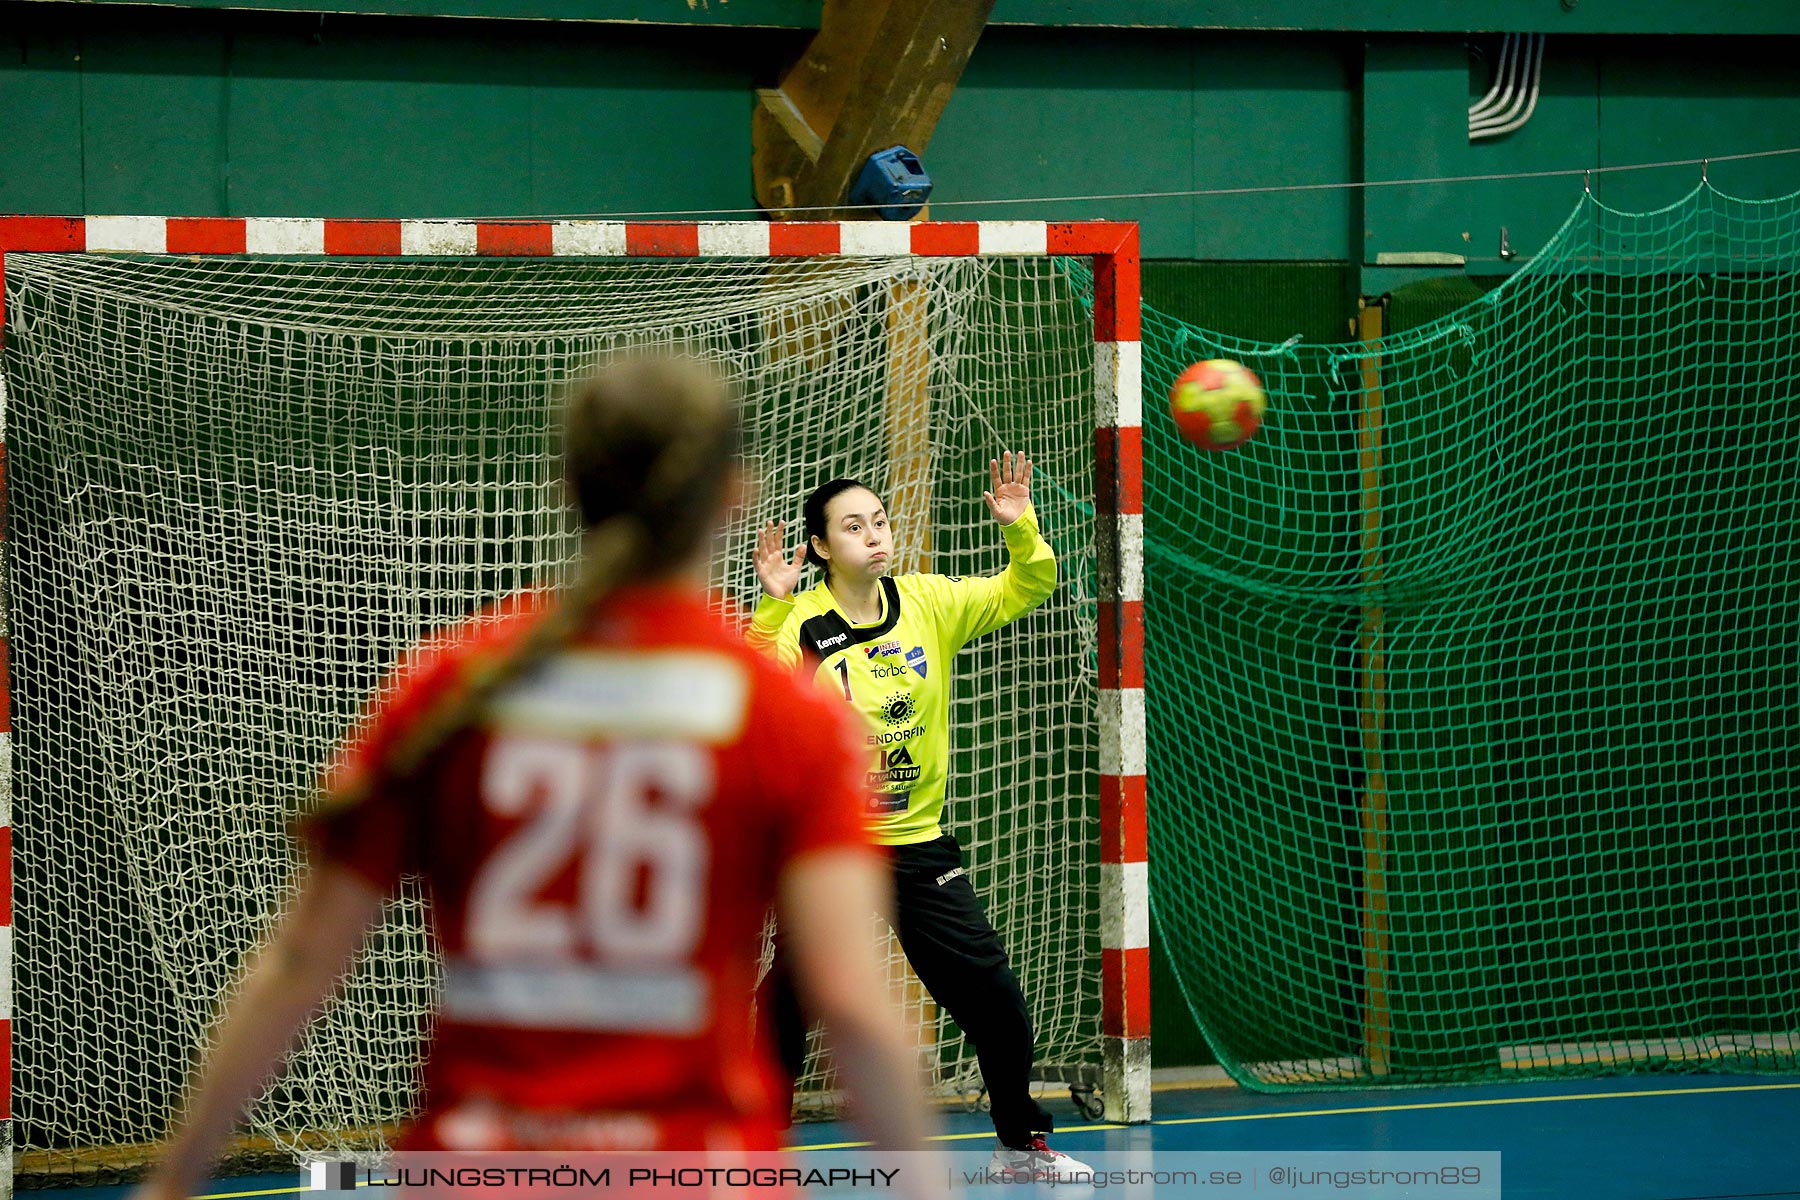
left=303, top=584, right=873, bottom=1153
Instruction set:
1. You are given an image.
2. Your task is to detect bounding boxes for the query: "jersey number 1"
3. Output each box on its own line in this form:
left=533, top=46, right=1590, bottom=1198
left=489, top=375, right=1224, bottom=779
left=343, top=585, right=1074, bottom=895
left=467, top=736, right=712, bottom=963
left=833, top=658, right=851, bottom=701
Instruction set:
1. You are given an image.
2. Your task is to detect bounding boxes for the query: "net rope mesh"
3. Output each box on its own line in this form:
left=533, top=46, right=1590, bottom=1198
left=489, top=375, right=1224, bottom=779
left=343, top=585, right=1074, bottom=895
left=1, top=253, right=1101, bottom=1180
left=1138, top=184, right=1800, bottom=1088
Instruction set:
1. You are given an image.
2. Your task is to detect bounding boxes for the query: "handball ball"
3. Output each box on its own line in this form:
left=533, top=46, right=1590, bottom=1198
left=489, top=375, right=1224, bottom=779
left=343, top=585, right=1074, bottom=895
left=1169, top=359, right=1266, bottom=451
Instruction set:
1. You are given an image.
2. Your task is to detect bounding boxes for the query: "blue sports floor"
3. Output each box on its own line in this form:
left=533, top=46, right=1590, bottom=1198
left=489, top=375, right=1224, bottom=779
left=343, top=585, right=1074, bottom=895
left=30, top=1074, right=1800, bottom=1200
left=845, top=1074, right=1800, bottom=1199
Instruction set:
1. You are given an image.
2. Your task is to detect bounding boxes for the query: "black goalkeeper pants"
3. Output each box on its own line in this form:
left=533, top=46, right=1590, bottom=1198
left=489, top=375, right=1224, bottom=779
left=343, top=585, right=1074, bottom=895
left=761, top=833, right=1055, bottom=1149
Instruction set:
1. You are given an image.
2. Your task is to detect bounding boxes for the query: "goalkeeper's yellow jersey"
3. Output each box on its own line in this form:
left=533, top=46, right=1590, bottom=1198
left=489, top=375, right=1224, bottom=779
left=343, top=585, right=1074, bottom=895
left=745, top=506, right=1057, bottom=846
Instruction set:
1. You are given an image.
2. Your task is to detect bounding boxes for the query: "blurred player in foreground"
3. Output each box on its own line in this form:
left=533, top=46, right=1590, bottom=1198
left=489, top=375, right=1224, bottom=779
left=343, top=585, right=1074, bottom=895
left=133, top=355, right=939, bottom=1198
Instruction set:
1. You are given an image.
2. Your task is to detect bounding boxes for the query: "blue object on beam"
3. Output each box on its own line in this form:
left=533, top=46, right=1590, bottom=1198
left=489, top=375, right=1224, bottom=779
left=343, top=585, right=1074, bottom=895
left=850, top=146, right=933, bottom=221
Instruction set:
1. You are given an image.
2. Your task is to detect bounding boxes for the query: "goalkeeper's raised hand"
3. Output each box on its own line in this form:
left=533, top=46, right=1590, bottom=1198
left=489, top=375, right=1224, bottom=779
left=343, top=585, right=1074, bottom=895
left=982, top=450, right=1034, bottom=526
left=755, top=519, right=809, bottom=600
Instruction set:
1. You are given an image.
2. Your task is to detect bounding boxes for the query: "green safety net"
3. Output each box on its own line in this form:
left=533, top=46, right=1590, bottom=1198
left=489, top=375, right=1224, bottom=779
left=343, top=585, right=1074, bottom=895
left=1123, top=185, right=1800, bottom=1088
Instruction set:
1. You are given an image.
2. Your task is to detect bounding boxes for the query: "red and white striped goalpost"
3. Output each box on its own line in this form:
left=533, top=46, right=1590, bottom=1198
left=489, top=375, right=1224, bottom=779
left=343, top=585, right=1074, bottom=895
left=0, top=215, right=1149, bottom=1140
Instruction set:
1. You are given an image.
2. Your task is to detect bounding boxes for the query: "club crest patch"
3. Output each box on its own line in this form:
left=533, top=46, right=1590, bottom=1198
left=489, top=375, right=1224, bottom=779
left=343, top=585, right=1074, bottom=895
left=905, top=646, right=928, bottom=678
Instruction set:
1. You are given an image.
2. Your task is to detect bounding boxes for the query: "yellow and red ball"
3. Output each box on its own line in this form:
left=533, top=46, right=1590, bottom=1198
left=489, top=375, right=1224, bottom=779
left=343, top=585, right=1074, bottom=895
left=1169, top=359, right=1266, bottom=451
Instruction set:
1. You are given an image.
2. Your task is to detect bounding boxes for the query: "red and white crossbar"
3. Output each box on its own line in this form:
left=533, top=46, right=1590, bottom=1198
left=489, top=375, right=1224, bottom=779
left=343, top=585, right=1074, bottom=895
left=0, top=215, right=1149, bottom=1126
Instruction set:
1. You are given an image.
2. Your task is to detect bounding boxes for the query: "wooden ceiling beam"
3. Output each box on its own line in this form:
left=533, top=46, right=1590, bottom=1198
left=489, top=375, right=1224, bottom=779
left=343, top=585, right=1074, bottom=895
left=754, top=0, right=996, bottom=220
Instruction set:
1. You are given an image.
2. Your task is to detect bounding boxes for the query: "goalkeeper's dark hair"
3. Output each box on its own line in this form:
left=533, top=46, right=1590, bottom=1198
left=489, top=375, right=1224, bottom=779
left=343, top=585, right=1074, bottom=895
left=357, top=353, right=740, bottom=799
left=804, top=477, right=885, bottom=576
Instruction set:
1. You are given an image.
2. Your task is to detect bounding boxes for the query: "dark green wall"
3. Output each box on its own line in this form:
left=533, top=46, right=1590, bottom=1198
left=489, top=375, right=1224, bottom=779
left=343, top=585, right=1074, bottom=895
left=7, top=4, right=1800, bottom=267
left=48, top=0, right=1800, bottom=36
left=929, top=28, right=1355, bottom=260
left=1363, top=36, right=1800, bottom=274
left=1, top=4, right=791, bottom=220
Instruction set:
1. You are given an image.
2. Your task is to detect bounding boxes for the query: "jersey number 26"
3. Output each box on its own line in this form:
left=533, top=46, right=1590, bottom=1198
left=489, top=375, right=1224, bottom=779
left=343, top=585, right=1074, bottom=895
left=466, top=736, right=712, bottom=964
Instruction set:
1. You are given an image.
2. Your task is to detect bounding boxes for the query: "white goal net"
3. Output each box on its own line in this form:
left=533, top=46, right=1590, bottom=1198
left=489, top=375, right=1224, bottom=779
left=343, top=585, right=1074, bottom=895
left=2, top=250, right=1102, bottom=1181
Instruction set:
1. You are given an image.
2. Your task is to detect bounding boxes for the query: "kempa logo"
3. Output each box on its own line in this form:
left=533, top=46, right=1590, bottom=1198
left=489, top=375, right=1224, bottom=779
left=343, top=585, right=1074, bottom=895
left=309, top=1161, right=358, bottom=1191
left=936, top=866, right=967, bottom=886
left=816, top=632, right=849, bottom=649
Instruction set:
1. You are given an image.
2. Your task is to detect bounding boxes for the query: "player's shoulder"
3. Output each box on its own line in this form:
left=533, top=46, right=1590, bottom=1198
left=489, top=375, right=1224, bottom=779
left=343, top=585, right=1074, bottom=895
left=464, top=588, right=556, bottom=650
left=892, top=571, right=965, bottom=611
left=734, top=632, right=825, bottom=702
left=894, top=571, right=964, bottom=593
left=621, top=586, right=818, bottom=704
left=783, top=579, right=840, bottom=620
left=380, top=590, right=550, bottom=708
left=731, top=630, right=845, bottom=727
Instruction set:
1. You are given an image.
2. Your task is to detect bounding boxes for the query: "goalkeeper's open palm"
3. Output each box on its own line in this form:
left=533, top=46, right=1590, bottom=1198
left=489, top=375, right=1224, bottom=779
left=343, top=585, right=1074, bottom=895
left=983, top=450, right=1034, bottom=526
left=755, top=519, right=809, bottom=599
